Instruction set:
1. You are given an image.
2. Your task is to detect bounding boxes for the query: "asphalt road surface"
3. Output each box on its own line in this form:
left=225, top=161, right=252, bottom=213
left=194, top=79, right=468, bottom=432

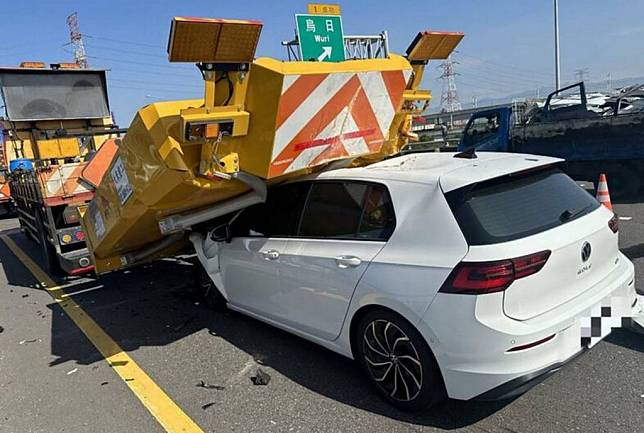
left=1, top=203, right=642, bottom=433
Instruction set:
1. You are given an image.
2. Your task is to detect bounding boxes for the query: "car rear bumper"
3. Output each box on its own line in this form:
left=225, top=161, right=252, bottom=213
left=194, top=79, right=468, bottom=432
left=420, top=253, right=636, bottom=400
left=471, top=347, right=587, bottom=401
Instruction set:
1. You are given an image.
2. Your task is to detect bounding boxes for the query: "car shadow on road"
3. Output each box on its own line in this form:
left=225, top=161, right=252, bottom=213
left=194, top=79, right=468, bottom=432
left=621, top=243, right=644, bottom=260
left=606, top=328, right=644, bottom=353
left=0, top=231, right=529, bottom=428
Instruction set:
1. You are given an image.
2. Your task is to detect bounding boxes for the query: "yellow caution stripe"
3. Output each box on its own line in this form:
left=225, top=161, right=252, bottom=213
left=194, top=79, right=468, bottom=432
left=1, top=235, right=205, bottom=433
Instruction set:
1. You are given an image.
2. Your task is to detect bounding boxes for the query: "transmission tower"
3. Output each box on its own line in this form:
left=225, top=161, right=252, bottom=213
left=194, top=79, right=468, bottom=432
left=574, top=68, right=589, bottom=82
left=66, top=12, right=88, bottom=68
left=438, top=56, right=462, bottom=112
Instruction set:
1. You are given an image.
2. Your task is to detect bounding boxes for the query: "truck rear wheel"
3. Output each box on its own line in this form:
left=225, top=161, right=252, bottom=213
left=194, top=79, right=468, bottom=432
left=36, top=211, right=61, bottom=276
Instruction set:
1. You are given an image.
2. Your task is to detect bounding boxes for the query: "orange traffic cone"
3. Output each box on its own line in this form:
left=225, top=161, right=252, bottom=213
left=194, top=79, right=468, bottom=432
left=596, top=173, right=613, bottom=210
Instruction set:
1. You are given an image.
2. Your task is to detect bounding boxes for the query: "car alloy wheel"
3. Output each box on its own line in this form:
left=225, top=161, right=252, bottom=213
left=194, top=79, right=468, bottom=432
left=362, top=319, right=423, bottom=402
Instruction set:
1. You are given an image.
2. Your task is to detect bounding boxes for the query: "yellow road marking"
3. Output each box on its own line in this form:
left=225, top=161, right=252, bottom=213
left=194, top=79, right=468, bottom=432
left=1, top=235, right=205, bottom=433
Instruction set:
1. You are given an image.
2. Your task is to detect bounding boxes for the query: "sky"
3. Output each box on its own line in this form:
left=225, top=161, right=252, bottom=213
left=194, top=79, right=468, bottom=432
left=1, top=0, right=643, bottom=123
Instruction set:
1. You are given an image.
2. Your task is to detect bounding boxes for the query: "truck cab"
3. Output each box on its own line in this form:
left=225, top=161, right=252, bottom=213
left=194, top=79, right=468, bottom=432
left=459, top=107, right=512, bottom=152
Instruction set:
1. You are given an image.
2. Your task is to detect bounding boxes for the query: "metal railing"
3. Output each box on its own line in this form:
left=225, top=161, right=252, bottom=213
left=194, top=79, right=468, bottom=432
left=281, top=32, right=389, bottom=61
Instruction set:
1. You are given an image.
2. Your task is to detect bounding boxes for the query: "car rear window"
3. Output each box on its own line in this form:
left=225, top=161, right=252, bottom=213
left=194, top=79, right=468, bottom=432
left=445, top=167, right=600, bottom=245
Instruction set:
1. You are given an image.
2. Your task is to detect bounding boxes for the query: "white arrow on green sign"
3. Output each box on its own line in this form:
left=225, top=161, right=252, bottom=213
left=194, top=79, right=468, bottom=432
left=295, top=14, right=345, bottom=62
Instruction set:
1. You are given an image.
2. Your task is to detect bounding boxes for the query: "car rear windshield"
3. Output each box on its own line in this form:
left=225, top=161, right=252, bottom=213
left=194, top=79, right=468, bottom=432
left=445, top=167, right=600, bottom=245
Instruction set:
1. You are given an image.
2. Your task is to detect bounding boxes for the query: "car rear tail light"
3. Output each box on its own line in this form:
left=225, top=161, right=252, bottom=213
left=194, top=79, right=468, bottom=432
left=513, top=250, right=551, bottom=278
left=440, top=250, right=551, bottom=295
left=608, top=214, right=618, bottom=233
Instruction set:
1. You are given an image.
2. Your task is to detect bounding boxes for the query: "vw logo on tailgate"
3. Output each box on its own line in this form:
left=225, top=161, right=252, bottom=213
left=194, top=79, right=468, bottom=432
left=581, top=242, right=592, bottom=262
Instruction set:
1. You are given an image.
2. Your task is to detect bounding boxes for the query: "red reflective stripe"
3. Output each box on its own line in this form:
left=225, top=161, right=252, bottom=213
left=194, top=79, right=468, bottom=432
left=293, top=129, right=376, bottom=151
left=507, top=334, right=556, bottom=352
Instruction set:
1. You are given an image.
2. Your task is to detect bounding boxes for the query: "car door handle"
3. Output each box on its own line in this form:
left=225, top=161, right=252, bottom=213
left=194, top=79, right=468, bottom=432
left=335, top=255, right=362, bottom=268
left=261, top=250, right=280, bottom=260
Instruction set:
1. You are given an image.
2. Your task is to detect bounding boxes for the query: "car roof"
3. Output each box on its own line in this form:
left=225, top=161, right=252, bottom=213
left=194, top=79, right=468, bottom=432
left=314, top=152, right=563, bottom=192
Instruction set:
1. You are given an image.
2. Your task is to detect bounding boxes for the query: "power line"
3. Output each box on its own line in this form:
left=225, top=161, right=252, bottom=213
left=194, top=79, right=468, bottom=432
left=87, top=55, right=194, bottom=71
left=104, top=67, right=198, bottom=78
left=84, top=43, right=168, bottom=59
left=84, top=34, right=165, bottom=50
left=110, top=84, right=202, bottom=95
left=110, top=78, right=203, bottom=89
left=459, top=53, right=553, bottom=80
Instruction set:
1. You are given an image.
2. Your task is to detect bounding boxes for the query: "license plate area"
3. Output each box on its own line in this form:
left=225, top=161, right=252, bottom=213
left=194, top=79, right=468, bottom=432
left=579, top=295, right=631, bottom=348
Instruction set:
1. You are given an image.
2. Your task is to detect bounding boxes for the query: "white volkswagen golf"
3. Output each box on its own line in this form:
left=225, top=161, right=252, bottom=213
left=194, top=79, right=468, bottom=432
left=190, top=151, right=641, bottom=412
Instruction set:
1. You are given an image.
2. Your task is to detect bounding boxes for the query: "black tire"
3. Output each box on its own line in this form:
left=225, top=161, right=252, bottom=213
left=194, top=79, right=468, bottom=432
left=35, top=211, right=61, bottom=276
left=194, top=265, right=226, bottom=311
left=355, top=309, right=445, bottom=412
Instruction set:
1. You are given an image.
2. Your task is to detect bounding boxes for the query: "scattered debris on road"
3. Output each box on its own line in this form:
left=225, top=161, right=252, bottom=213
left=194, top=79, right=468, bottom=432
left=196, top=380, right=225, bottom=390
left=251, top=368, right=271, bottom=386
left=0, top=325, right=4, bottom=333
left=66, top=368, right=78, bottom=375
left=19, top=338, right=38, bottom=345
left=201, top=402, right=216, bottom=410
left=101, top=382, right=109, bottom=386
left=620, top=216, right=633, bottom=221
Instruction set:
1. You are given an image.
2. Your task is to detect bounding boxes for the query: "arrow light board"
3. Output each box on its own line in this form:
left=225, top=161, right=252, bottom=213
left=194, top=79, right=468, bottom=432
left=295, top=14, right=345, bottom=62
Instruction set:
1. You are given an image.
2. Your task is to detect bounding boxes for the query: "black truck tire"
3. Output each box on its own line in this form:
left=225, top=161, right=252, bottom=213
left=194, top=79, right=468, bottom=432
left=35, top=211, right=61, bottom=276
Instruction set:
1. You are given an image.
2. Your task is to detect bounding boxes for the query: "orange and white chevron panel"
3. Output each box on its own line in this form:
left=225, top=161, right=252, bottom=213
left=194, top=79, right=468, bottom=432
left=269, top=69, right=411, bottom=177
left=0, top=182, right=10, bottom=202
left=37, top=163, right=90, bottom=199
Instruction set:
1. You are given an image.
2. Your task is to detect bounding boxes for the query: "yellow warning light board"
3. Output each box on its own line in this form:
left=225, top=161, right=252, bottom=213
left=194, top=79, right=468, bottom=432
left=406, top=31, right=464, bottom=62
left=167, top=17, right=263, bottom=63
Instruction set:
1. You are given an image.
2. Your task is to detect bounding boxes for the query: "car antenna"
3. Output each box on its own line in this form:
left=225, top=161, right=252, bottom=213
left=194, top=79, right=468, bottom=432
left=453, top=146, right=477, bottom=159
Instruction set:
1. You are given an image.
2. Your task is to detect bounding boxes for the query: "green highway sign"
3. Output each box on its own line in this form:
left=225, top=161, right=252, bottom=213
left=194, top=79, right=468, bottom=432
left=295, top=14, right=345, bottom=62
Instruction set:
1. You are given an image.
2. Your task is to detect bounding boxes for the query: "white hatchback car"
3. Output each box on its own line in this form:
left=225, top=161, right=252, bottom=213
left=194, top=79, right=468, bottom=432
left=190, top=151, right=640, bottom=412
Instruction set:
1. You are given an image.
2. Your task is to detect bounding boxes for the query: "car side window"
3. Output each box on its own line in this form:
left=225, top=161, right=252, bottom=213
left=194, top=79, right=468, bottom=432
left=230, top=182, right=310, bottom=238
left=299, top=182, right=367, bottom=239
left=298, top=181, right=395, bottom=241
left=358, top=184, right=395, bottom=240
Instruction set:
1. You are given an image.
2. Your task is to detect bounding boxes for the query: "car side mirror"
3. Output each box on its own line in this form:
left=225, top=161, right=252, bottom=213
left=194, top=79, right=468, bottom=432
left=210, top=223, right=232, bottom=243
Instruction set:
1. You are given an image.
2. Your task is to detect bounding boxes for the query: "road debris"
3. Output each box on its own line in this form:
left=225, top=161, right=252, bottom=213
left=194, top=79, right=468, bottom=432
left=66, top=368, right=78, bottom=375
left=21, top=294, right=28, bottom=298
left=619, top=216, right=633, bottom=221
left=101, top=382, right=109, bottom=386
left=251, top=368, right=271, bottom=386
left=201, top=402, right=216, bottom=410
left=196, top=380, right=225, bottom=390
left=19, top=338, right=39, bottom=345
left=0, top=325, right=4, bottom=333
